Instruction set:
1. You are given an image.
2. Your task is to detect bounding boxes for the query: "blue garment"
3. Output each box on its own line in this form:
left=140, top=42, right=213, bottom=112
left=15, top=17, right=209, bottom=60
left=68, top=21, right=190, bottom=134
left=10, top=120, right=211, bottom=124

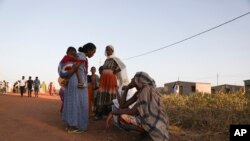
left=34, top=79, right=40, bottom=89
left=59, top=55, right=88, bottom=130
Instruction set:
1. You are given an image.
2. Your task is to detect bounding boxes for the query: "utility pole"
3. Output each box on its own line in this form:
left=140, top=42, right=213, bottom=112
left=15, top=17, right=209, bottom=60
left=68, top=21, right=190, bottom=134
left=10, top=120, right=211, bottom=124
left=217, top=73, right=218, bottom=86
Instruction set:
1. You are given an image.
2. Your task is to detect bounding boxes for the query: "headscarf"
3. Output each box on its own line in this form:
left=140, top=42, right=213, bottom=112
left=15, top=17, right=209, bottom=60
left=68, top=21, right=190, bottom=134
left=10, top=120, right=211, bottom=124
left=105, top=45, right=129, bottom=87
left=134, top=72, right=156, bottom=89
left=134, top=72, right=169, bottom=141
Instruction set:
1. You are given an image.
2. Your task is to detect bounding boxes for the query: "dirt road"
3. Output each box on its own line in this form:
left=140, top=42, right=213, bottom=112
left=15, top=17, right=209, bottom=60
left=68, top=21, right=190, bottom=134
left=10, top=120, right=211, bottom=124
left=0, top=94, right=189, bottom=141
left=0, top=93, right=183, bottom=141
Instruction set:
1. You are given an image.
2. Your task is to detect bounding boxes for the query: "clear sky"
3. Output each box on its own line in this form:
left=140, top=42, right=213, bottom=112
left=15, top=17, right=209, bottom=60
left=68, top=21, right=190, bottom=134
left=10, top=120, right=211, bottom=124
left=0, top=0, right=250, bottom=89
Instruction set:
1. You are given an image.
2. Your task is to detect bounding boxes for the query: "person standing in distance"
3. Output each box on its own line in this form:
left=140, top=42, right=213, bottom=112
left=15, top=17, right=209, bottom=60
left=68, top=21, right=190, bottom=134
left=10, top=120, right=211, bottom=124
left=20, top=76, right=26, bottom=97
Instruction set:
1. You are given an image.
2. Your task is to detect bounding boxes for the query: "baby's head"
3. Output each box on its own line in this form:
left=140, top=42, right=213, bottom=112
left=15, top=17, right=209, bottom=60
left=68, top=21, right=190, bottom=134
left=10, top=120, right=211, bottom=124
left=66, top=46, right=77, bottom=58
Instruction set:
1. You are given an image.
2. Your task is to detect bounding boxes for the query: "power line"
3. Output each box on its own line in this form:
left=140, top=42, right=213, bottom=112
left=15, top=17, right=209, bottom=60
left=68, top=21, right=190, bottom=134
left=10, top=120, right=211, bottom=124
left=220, top=72, right=250, bottom=78
left=124, top=11, right=250, bottom=60
left=177, top=72, right=250, bottom=84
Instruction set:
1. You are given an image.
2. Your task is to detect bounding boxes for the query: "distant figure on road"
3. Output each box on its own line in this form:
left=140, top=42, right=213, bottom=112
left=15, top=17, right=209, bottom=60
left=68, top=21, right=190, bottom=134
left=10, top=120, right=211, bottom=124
left=33, top=77, right=41, bottom=97
left=27, top=76, right=34, bottom=97
left=20, top=76, right=26, bottom=97
left=13, top=81, right=19, bottom=93
left=41, top=81, right=47, bottom=94
left=2, top=80, right=7, bottom=94
left=48, top=82, right=55, bottom=96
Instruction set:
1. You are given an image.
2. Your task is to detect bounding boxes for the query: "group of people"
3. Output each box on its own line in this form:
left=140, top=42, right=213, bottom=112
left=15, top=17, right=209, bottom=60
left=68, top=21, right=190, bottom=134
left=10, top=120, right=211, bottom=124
left=14, top=76, right=55, bottom=97
left=0, top=80, right=9, bottom=94
left=58, top=43, right=169, bottom=140
left=18, top=76, right=41, bottom=97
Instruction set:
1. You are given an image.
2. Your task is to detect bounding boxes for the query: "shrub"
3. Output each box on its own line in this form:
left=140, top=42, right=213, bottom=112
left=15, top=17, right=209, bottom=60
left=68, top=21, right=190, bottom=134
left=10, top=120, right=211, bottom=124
left=163, top=92, right=250, bottom=140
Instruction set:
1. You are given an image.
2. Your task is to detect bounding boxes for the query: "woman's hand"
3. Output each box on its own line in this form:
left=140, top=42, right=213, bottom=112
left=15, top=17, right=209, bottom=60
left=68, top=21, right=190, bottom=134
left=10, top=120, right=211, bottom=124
left=106, top=112, right=113, bottom=128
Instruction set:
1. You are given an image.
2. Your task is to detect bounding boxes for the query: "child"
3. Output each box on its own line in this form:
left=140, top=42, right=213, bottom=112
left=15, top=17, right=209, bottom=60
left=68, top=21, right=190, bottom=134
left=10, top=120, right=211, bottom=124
left=58, top=77, right=66, bottom=113
left=87, top=66, right=100, bottom=117
left=58, top=47, right=85, bottom=88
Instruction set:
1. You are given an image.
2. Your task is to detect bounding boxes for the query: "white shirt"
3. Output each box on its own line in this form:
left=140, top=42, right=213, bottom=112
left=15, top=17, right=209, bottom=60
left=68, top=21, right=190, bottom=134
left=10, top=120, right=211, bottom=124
left=20, top=79, right=26, bottom=86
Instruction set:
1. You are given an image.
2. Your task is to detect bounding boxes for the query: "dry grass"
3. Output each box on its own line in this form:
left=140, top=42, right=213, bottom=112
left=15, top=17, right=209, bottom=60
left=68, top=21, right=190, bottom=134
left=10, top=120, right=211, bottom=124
left=163, top=92, right=250, bottom=141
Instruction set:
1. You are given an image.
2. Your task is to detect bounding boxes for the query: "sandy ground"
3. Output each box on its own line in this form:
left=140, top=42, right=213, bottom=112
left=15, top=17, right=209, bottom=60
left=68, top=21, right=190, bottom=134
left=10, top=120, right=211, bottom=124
left=0, top=93, right=184, bottom=141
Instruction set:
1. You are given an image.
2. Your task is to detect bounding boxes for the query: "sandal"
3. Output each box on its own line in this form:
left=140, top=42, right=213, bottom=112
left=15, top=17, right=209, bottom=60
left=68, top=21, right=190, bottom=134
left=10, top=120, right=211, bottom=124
left=73, top=129, right=87, bottom=133
left=67, top=126, right=78, bottom=133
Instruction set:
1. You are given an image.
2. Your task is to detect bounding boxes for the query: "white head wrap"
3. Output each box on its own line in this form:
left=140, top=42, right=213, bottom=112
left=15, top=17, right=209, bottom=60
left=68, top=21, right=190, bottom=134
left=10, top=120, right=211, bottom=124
left=105, top=45, right=129, bottom=87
